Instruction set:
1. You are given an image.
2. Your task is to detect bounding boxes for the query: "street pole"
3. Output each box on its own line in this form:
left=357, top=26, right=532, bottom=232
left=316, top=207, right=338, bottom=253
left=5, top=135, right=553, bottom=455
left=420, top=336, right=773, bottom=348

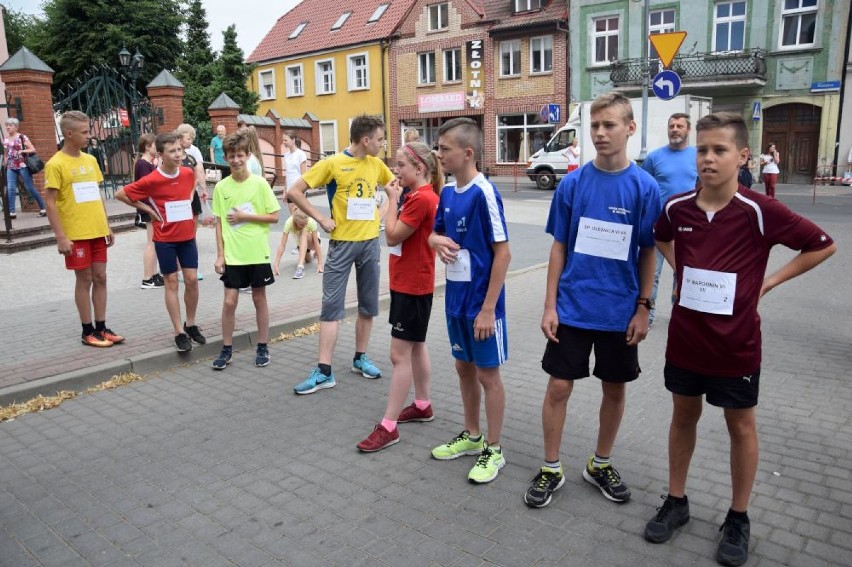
left=639, top=0, right=650, bottom=162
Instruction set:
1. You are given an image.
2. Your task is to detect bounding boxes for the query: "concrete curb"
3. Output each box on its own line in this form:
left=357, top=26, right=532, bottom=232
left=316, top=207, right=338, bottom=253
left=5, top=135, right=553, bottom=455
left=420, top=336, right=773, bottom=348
left=0, top=263, right=547, bottom=407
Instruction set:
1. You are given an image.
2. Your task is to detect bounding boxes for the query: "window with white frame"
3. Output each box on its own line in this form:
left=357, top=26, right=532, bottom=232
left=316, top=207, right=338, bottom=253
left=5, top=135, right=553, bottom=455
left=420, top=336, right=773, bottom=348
left=530, top=36, right=553, bottom=74
left=319, top=121, right=337, bottom=156
left=713, top=2, right=746, bottom=52
left=259, top=69, right=275, bottom=100
left=418, top=52, right=436, bottom=84
left=649, top=9, right=676, bottom=59
left=369, top=3, right=390, bottom=23
left=444, top=48, right=461, bottom=82
left=315, top=60, right=335, bottom=95
left=347, top=54, right=369, bottom=90
left=286, top=64, right=303, bottom=97
left=332, top=12, right=351, bottom=30
left=592, top=16, right=619, bottom=64
left=496, top=113, right=552, bottom=162
left=428, top=3, right=448, bottom=31
left=780, top=0, right=817, bottom=48
left=289, top=22, right=307, bottom=39
left=514, top=0, right=541, bottom=13
left=500, top=40, right=521, bottom=77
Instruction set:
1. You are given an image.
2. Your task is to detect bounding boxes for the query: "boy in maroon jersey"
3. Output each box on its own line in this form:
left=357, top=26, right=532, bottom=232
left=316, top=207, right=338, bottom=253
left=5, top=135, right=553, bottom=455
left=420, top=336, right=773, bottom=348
left=644, top=112, right=835, bottom=567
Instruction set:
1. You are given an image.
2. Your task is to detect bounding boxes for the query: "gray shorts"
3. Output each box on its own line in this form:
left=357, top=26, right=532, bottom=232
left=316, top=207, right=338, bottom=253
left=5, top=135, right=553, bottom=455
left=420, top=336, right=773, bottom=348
left=320, top=238, right=380, bottom=321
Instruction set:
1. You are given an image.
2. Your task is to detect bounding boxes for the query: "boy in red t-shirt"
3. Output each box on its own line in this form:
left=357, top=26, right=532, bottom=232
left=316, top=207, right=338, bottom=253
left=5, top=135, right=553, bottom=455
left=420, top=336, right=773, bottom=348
left=357, top=142, right=442, bottom=452
left=645, top=113, right=836, bottom=567
left=116, top=132, right=206, bottom=352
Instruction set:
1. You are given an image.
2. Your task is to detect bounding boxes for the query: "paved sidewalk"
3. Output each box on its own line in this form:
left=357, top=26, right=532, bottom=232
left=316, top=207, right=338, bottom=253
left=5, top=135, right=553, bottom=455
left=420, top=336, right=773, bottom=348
left=1, top=232, right=850, bottom=566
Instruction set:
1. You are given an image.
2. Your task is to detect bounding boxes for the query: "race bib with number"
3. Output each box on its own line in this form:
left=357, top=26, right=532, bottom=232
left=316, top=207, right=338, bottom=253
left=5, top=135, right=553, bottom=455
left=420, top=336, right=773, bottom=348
left=679, top=266, right=737, bottom=316
left=446, top=249, right=471, bottom=282
left=574, top=217, right=632, bottom=261
left=165, top=200, right=193, bottom=222
left=229, top=202, right=256, bottom=231
left=72, top=181, right=100, bottom=203
left=347, top=198, right=375, bottom=221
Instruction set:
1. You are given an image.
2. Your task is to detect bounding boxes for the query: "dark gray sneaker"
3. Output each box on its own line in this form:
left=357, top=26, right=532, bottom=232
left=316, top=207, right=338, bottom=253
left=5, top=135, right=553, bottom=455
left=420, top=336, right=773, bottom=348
left=716, top=513, right=750, bottom=566
left=183, top=323, right=206, bottom=345
left=255, top=345, right=270, bottom=367
left=582, top=458, right=631, bottom=503
left=212, top=349, right=232, bottom=370
left=524, top=466, right=565, bottom=508
left=645, top=494, right=690, bottom=543
left=174, top=333, right=192, bottom=352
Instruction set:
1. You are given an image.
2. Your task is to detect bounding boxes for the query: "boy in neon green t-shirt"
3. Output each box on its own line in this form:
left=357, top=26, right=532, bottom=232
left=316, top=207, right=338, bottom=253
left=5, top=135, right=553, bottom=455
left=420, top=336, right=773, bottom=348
left=211, top=132, right=281, bottom=370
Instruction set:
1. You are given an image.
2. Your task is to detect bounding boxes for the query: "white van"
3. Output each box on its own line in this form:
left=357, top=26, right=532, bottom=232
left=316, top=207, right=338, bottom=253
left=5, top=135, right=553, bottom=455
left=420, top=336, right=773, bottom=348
left=526, top=95, right=712, bottom=190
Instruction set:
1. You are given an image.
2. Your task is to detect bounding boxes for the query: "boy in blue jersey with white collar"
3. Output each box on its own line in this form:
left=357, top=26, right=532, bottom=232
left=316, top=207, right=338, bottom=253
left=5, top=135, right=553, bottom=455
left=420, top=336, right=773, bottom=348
left=524, top=92, right=661, bottom=508
left=428, top=118, right=512, bottom=484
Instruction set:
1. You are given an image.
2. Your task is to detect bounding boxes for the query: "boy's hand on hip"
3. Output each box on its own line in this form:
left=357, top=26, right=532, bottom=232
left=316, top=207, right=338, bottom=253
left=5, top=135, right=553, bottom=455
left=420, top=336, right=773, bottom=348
left=473, top=308, right=496, bottom=341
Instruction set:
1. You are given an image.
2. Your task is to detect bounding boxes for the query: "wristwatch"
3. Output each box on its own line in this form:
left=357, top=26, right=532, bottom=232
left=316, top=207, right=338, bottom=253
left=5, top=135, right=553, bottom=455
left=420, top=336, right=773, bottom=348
left=636, top=297, right=655, bottom=310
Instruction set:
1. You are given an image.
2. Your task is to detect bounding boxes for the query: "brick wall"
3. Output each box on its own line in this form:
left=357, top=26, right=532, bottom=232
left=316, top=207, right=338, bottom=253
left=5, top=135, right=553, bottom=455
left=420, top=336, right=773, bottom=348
left=147, top=86, right=185, bottom=133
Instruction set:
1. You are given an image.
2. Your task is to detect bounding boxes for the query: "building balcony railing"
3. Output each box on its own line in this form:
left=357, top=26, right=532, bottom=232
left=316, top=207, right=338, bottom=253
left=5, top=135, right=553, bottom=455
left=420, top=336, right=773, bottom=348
left=610, top=48, right=767, bottom=87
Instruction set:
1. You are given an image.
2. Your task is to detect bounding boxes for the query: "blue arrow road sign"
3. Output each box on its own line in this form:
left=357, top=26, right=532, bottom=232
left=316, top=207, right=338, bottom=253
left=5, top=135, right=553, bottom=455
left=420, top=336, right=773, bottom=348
left=548, top=104, right=561, bottom=124
left=652, top=70, right=681, bottom=101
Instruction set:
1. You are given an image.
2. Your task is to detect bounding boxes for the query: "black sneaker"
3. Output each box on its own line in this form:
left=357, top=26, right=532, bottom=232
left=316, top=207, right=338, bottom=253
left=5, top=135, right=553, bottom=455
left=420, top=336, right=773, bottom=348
left=141, top=277, right=164, bottom=289
left=183, top=323, right=206, bottom=345
left=134, top=213, right=146, bottom=228
left=174, top=332, right=192, bottom=352
left=716, top=513, right=750, bottom=566
left=644, top=494, right=690, bottom=543
left=153, top=273, right=165, bottom=285
left=212, top=349, right=232, bottom=370
left=255, top=345, right=270, bottom=367
left=582, top=458, right=631, bottom=503
left=524, top=466, right=565, bottom=508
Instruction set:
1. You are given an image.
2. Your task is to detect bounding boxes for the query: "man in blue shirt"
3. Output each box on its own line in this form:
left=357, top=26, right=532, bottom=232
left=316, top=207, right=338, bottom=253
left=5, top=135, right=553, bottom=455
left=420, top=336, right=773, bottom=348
left=209, top=124, right=226, bottom=166
left=641, top=113, right=697, bottom=324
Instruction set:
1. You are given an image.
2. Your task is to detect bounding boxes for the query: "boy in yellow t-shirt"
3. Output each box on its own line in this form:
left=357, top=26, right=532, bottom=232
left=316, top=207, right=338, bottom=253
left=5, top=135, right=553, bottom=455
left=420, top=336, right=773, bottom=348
left=44, top=111, right=124, bottom=348
left=286, top=114, right=394, bottom=394
left=211, top=132, right=281, bottom=370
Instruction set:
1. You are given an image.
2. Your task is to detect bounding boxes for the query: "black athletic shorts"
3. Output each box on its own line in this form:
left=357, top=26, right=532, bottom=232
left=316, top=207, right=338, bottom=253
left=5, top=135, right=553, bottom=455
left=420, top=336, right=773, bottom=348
left=220, top=263, right=275, bottom=289
left=388, top=290, right=433, bottom=343
left=664, top=363, right=760, bottom=409
left=541, top=324, right=640, bottom=383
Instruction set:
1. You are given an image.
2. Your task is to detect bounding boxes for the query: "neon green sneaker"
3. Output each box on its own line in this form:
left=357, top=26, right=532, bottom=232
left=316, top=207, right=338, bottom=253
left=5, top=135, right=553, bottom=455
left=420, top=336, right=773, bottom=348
left=430, top=430, right=486, bottom=460
left=468, top=444, right=505, bottom=484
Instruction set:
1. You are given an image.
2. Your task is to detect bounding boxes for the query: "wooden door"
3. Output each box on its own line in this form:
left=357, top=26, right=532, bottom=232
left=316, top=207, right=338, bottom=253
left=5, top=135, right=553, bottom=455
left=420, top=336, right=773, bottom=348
left=762, top=104, right=821, bottom=184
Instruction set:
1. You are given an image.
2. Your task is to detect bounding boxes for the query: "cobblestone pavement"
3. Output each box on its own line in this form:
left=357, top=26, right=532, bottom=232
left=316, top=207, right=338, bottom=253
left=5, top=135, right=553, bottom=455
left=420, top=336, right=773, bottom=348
left=0, top=183, right=850, bottom=566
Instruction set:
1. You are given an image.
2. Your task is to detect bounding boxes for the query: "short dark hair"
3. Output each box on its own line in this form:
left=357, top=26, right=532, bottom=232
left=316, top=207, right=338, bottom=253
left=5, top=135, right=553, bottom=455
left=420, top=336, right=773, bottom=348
left=350, top=114, right=385, bottom=143
left=155, top=132, right=181, bottom=153
left=438, top=117, right=482, bottom=156
left=222, top=132, right=251, bottom=157
left=669, top=112, right=691, bottom=127
left=590, top=91, right=633, bottom=123
left=696, top=112, right=749, bottom=150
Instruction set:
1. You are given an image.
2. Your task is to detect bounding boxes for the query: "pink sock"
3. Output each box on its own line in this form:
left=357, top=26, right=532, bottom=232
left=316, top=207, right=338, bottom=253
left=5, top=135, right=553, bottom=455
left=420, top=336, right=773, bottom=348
left=381, top=418, right=397, bottom=432
left=414, top=399, right=431, bottom=410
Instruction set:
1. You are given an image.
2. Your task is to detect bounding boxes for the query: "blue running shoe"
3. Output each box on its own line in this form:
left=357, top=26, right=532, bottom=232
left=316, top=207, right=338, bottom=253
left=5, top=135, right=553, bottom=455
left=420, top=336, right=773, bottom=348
left=351, top=354, right=382, bottom=379
left=294, top=368, right=336, bottom=395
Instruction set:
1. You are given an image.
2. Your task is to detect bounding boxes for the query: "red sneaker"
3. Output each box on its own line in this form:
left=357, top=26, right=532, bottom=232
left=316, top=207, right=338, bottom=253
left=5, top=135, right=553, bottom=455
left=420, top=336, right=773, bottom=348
left=397, top=402, right=434, bottom=423
left=357, top=424, right=399, bottom=452
left=82, top=333, right=113, bottom=348
left=99, top=328, right=125, bottom=344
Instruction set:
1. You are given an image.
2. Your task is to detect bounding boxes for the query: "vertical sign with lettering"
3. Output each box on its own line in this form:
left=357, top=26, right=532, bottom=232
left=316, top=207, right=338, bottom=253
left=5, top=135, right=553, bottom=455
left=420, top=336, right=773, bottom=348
left=466, top=40, right=484, bottom=109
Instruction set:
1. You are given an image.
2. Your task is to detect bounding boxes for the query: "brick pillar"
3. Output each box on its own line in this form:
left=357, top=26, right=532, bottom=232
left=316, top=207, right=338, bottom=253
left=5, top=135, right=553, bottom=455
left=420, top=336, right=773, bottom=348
left=0, top=56, right=55, bottom=211
left=266, top=109, right=283, bottom=183
left=303, top=113, right=320, bottom=164
left=147, top=86, right=184, bottom=133
left=208, top=109, right=238, bottom=138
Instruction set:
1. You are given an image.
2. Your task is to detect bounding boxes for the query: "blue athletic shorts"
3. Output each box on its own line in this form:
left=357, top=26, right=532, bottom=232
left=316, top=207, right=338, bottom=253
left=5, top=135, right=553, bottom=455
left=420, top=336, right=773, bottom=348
left=154, top=239, right=198, bottom=275
left=446, top=314, right=508, bottom=368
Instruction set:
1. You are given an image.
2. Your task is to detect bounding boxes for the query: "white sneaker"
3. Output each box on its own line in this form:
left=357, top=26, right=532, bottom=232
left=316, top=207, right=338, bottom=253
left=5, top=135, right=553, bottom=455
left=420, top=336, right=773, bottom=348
left=293, top=266, right=305, bottom=279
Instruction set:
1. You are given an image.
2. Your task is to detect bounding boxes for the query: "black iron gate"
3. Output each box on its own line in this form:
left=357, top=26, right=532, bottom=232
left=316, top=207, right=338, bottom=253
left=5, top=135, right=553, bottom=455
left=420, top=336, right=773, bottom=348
left=52, top=65, right=161, bottom=196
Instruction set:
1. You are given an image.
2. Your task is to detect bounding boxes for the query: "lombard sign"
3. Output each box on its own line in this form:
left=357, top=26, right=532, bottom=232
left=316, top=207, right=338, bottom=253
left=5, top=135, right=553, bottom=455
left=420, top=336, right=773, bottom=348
left=418, top=92, right=465, bottom=113
left=466, top=39, right=484, bottom=109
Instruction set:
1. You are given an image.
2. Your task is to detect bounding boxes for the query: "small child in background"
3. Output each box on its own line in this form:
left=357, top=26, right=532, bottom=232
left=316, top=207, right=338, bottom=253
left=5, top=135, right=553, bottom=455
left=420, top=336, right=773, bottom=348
left=273, top=210, right=323, bottom=279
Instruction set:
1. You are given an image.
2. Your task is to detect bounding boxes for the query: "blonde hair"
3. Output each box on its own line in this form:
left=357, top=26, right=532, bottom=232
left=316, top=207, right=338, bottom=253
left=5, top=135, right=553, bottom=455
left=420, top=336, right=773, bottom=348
left=590, top=91, right=634, bottom=123
left=403, top=129, right=420, bottom=143
left=399, top=141, right=443, bottom=195
left=245, top=125, right=262, bottom=159
left=59, top=111, right=89, bottom=136
left=292, top=210, right=309, bottom=231
left=175, top=123, right=197, bottom=141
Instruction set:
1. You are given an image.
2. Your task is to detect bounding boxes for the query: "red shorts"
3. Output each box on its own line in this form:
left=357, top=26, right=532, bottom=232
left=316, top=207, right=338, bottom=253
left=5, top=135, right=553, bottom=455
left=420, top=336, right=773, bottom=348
left=65, top=237, right=108, bottom=270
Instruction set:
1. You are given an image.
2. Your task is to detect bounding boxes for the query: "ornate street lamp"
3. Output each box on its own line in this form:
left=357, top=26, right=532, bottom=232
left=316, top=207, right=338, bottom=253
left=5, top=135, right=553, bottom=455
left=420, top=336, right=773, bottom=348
left=118, top=46, right=145, bottom=141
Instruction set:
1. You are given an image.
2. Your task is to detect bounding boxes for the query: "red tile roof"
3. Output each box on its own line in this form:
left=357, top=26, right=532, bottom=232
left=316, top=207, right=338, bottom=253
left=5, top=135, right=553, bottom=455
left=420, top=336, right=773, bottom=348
left=248, top=0, right=418, bottom=63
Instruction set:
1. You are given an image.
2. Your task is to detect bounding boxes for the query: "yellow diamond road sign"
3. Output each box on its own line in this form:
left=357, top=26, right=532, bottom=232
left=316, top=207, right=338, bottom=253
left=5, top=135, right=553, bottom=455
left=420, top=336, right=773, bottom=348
left=649, top=31, right=687, bottom=69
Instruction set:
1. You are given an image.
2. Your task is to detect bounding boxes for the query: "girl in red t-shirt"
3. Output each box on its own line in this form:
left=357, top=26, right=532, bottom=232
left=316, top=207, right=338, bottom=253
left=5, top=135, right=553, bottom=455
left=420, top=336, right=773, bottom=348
left=357, top=142, right=443, bottom=452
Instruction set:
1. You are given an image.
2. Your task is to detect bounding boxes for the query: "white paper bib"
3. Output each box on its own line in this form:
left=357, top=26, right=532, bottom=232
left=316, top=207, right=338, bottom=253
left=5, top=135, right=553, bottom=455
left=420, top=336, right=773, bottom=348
left=446, top=249, right=471, bottom=282
left=574, top=217, right=632, bottom=261
left=347, top=198, right=374, bottom=221
left=165, top=200, right=193, bottom=222
left=72, top=181, right=100, bottom=203
left=679, top=266, right=737, bottom=316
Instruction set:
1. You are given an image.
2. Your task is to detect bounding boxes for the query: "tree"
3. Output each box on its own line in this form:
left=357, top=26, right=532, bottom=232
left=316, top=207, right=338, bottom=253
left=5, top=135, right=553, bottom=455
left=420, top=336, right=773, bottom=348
left=30, top=0, right=183, bottom=92
left=174, top=0, right=217, bottom=144
left=2, top=7, right=39, bottom=55
left=214, top=25, right=258, bottom=116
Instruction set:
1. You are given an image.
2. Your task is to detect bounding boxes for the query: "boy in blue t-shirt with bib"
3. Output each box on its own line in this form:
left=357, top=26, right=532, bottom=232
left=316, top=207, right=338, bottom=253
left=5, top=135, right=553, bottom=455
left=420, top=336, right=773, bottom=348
left=428, top=118, right=512, bottom=484
left=524, top=92, right=661, bottom=509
